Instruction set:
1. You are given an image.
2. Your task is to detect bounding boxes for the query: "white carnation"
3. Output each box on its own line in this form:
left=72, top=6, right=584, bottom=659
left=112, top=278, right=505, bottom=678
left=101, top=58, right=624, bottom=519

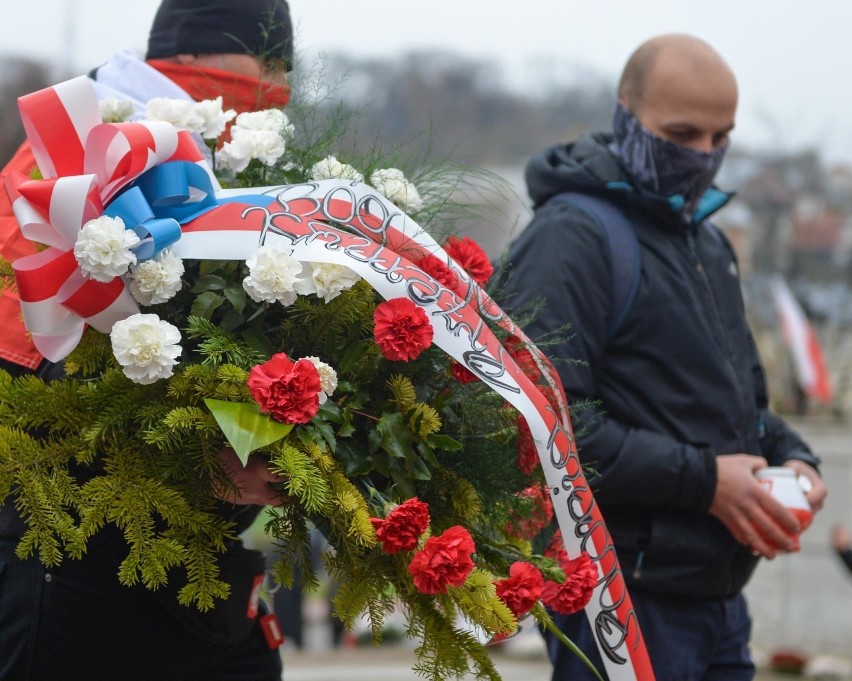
left=369, top=168, right=424, bottom=212
left=219, top=129, right=286, bottom=170
left=217, top=109, right=293, bottom=171
left=234, top=109, right=292, bottom=134
left=110, top=313, right=182, bottom=384
left=216, top=141, right=251, bottom=173
left=128, top=249, right=185, bottom=305
left=243, top=243, right=306, bottom=305
left=99, top=96, right=134, bottom=123
left=73, top=215, right=140, bottom=282
left=301, top=262, right=360, bottom=303
left=193, top=96, right=236, bottom=139
left=309, top=156, right=364, bottom=182
left=304, top=356, right=338, bottom=404
left=145, top=97, right=204, bottom=133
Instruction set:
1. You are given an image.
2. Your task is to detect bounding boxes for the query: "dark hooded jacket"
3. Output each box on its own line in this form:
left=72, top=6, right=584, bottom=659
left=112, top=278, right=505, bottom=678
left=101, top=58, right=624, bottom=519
left=502, top=133, right=818, bottom=598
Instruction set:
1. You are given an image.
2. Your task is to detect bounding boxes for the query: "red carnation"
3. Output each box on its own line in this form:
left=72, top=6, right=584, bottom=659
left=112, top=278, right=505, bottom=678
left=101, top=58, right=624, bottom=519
left=445, top=236, right=494, bottom=287
left=507, top=342, right=543, bottom=384
left=415, top=254, right=459, bottom=293
left=408, top=525, right=476, bottom=595
left=495, top=561, right=544, bottom=619
left=451, top=361, right=478, bottom=385
left=370, top=497, right=431, bottom=553
left=545, top=530, right=568, bottom=566
left=373, top=297, right=434, bottom=362
left=516, top=417, right=539, bottom=475
left=537, top=384, right=562, bottom=415
left=540, top=551, right=598, bottom=615
left=247, top=353, right=322, bottom=424
left=506, top=484, right=553, bottom=540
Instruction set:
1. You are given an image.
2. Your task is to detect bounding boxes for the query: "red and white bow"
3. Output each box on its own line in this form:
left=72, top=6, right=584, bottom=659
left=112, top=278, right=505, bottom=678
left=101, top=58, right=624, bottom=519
left=6, top=76, right=204, bottom=361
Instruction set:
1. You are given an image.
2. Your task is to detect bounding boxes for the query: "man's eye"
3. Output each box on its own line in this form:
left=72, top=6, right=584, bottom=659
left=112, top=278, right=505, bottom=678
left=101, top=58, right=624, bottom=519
left=712, top=133, right=730, bottom=148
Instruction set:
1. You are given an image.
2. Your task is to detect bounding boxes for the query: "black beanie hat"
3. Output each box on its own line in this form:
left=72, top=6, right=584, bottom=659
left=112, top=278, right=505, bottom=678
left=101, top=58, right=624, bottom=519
left=146, top=0, right=294, bottom=70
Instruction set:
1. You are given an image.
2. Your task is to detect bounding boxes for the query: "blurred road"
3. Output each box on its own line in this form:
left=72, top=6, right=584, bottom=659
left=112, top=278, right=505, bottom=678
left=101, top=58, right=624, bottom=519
left=283, top=639, right=552, bottom=681
left=281, top=642, right=847, bottom=681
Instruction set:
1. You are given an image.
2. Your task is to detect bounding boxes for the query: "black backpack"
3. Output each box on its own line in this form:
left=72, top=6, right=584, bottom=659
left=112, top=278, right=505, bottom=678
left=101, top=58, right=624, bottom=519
left=547, top=192, right=641, bottom=340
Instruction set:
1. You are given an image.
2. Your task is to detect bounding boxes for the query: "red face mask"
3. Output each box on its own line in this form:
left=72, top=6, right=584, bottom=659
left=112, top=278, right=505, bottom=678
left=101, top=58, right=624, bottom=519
left=147, top=60, right=291, bottom=114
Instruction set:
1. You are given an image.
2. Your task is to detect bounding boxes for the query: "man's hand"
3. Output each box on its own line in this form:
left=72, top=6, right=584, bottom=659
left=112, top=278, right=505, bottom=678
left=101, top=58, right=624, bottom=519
left=782, top=458, right=827, bottom=514
left=214, top=446, right=286, bottom=506
left=709, top=454, right=800, bottom=558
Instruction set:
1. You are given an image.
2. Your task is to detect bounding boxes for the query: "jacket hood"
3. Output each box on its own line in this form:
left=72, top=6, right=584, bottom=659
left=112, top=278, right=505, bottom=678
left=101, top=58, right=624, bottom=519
left=525, top=132, right=732, bottom=224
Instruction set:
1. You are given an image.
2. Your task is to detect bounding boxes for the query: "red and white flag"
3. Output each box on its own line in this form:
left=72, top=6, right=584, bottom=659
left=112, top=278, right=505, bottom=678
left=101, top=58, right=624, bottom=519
left=770, top=276, right=833, bottom=405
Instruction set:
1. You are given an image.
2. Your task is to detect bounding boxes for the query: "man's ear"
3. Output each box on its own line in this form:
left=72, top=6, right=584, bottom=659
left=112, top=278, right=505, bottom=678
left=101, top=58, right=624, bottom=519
left=176, top=54, right=198, bottom=66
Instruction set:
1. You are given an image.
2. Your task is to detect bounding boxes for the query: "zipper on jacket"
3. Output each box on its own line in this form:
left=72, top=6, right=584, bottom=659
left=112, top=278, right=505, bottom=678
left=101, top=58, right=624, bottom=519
left=686, top=230, right=749, bottom=444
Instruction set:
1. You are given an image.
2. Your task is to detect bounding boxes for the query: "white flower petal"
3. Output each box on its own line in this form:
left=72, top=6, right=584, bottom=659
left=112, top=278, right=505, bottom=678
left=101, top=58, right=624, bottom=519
left=99, top=96, right=135, bottom=123
left=73, top=215, right=139, bottom=282
left=304, top=356, right=338, bottom=398
left=242, top=243, right=306, bottom=305
left=146, top=97, right=204, bottom=132
left=310, top=156, right=364, bottom=182
left=369, top=168, right=424, bottom=212
left=129, top=249, right=185, bottom=305
left=302, top=262, right=360, bottom=303
left=110, top=313, right=182, bottom=384
left=193, top=97, right=237, bottom=139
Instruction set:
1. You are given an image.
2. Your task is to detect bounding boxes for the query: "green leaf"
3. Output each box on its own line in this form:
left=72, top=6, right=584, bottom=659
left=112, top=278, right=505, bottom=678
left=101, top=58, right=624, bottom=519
left=223, top=283, right=247, bottom=314
left=335, top=440, right=373, bottom=476
left=219, top=308, right=245, bottom=331
left=309, top=419, right=337, bottom=453
left=426, top=434, right=463, bottom=452
left=292, top=419, right=335, bottom=454
left=318, top=400, right=341, bottom=423
left=204, top=398, right=292, bottom=465
left=192, top=274, right=229, bottom=292
left=408, top=454, right=432, bottom=481
left=241, top=324, right=274, bottom=356
left=191, top=291, right=225, bottom=319
left=376, top=412, right=414, bottom=460
left=416, top=441, right=439, bottom=468
left=338, top=406, right=356, bottom=438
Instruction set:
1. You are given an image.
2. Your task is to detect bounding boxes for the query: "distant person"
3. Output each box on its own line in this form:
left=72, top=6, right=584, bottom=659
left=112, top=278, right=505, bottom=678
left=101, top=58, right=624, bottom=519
left=0, top=2, right=295, bottom=680
left=500, top=33, right=827, bottom=680
left=831, top=524, right=852, bottom=573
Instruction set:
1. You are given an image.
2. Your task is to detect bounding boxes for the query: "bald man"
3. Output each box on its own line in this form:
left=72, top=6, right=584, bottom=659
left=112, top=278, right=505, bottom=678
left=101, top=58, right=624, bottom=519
left=501, top=34, right=826, bottom=680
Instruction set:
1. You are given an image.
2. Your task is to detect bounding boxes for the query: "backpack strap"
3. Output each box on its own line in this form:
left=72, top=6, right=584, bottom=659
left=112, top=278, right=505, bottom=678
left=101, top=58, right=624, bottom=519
left=546, top=192, right=641, bottom=339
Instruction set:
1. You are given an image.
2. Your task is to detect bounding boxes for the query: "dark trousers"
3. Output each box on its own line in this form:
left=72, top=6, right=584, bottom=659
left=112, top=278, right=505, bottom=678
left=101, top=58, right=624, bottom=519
left=545, top=590, right=755, bottom=681
left=0, top=537, right=282, bottom=681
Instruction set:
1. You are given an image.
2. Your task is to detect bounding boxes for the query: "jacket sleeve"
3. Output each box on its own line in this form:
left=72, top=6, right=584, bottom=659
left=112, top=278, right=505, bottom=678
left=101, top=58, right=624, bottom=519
left=500, top=202, right=716, bottom=512
left=0, top=140, right=49, bottom=370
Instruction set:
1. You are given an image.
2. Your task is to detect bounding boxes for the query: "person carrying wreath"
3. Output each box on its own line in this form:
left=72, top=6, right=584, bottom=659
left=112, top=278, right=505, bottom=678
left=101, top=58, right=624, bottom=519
left=0, top=2, right=296, bottom=680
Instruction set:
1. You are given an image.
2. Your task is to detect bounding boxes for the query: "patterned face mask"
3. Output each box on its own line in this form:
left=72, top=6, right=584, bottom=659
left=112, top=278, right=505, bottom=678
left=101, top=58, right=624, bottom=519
left=610, top=101, right=727, bottom=218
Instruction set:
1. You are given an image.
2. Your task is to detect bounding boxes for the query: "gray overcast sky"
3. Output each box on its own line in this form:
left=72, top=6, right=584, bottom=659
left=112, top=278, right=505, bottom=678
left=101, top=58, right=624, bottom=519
left=3, top=1, right=850, bottom=163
